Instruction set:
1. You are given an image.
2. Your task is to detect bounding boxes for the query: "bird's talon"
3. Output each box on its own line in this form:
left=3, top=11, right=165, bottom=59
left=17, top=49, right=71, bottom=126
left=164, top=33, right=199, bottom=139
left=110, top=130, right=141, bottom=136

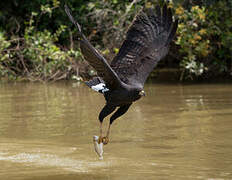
left=102, top=137, right=109, bottom=145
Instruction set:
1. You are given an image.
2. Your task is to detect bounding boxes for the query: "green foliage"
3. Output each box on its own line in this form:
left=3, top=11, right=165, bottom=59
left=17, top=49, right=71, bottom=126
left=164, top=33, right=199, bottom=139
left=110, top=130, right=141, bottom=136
left=174, top=1, right=232, bottom=80
left=0, top=32, right=11, bottom=77
left=0, top=1, right=83, bottom=81
left=0, top=32, right=11, bottom=62
left=175, top=5, right=209, bottom=79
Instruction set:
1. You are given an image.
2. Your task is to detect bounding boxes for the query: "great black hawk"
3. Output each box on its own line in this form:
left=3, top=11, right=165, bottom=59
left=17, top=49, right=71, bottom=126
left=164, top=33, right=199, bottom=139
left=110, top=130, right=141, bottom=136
left=65, top=4, right=178, bottom=145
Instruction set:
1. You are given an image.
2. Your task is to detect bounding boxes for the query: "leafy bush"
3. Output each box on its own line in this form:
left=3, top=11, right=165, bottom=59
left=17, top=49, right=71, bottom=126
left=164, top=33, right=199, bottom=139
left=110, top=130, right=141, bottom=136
left=0, top=2, right=83, bottom=81
left=174, top=1, right=232, bottom=80
left=175, top=5, right=209, bottom=79
left=0, top=32, right=11, bottom=76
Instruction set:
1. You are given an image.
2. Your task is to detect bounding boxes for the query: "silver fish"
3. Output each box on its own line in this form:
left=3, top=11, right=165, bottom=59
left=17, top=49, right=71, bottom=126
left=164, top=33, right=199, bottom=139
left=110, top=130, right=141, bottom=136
left=93, top=135, right=103, bottom=160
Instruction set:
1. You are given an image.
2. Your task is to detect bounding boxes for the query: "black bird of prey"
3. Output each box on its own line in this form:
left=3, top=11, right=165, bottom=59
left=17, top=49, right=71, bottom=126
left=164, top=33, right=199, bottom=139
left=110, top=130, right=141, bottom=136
left=65, top=4, right=178, bottom=145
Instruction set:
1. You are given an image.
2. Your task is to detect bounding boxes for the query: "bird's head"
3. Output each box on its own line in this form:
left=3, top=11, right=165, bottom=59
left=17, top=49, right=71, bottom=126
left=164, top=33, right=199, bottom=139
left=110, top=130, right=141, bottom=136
left=139, top=90, right=146, bottom=97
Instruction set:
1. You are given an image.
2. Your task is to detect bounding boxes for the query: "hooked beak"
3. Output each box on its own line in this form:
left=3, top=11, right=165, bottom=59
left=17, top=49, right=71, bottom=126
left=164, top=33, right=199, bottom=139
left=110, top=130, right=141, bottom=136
left=139, top=90, right=146, bottom=96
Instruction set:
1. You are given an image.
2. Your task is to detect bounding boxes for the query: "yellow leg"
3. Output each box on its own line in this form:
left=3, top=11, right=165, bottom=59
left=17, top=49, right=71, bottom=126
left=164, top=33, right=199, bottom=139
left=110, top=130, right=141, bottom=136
left=102, top=124, right=110, bottom=145
left=98, top=123, right=103, bottom=144
left=98, top=122, right=111, bottom=145
left=106, top=123, right=111, bottom=138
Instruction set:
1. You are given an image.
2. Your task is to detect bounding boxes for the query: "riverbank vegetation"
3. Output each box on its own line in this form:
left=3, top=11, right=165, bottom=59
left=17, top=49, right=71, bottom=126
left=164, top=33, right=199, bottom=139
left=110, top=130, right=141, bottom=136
left=0, top=0, right=231, bottom=82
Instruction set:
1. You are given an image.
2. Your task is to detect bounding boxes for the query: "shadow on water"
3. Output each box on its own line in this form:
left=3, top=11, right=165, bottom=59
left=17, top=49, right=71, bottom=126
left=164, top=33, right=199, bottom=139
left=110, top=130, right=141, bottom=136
left=1, top=82, right=232, bottom=179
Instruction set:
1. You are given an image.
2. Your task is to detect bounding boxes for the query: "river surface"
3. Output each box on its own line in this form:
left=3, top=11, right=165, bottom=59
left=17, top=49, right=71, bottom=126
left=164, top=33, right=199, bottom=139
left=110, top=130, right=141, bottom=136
left=0, top=82, right=232, bottom=180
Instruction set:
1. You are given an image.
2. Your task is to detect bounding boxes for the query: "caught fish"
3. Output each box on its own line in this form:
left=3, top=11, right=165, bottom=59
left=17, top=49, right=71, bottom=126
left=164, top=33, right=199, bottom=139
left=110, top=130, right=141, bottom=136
left=93, top=136, right=103, bottom=160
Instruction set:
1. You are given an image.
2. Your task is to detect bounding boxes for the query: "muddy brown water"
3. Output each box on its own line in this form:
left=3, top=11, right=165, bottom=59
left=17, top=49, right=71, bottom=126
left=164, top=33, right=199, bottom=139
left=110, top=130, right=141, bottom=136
left=0, top=82, right=232, bottom=180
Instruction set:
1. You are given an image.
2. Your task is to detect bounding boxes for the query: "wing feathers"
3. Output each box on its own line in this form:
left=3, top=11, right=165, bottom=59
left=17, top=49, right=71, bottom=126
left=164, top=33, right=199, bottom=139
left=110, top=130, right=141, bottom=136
left=155, top=5, right=161, bottom=19
left=65, top=5, right=121, bottom=89
left=111, top=4, right=178, bottom=86
left=162, top=4, right=167, bottom=26
left=65, top=4, right=83, bottom=39
left=166, top=8, right=173, bottom=30
left=65, top=4, right=178, bottom=88
left=166, top=19, right=178, bottom=46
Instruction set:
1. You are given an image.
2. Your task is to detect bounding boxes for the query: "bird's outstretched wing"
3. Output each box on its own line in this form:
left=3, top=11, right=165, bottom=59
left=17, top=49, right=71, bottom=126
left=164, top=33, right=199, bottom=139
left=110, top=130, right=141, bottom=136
left=110, top=4, right=178, bottom=86
left=65, top=5, right=121, bottom=90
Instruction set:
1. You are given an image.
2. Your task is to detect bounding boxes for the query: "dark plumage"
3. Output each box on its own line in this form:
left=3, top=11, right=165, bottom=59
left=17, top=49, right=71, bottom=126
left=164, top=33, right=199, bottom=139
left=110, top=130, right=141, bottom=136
left=65, top=4, right=178, bottom=144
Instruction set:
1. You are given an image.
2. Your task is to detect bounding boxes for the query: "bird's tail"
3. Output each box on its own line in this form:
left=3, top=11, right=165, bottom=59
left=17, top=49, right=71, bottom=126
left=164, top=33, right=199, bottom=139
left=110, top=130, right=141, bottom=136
left=85, top=77, right=109, bottom=94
